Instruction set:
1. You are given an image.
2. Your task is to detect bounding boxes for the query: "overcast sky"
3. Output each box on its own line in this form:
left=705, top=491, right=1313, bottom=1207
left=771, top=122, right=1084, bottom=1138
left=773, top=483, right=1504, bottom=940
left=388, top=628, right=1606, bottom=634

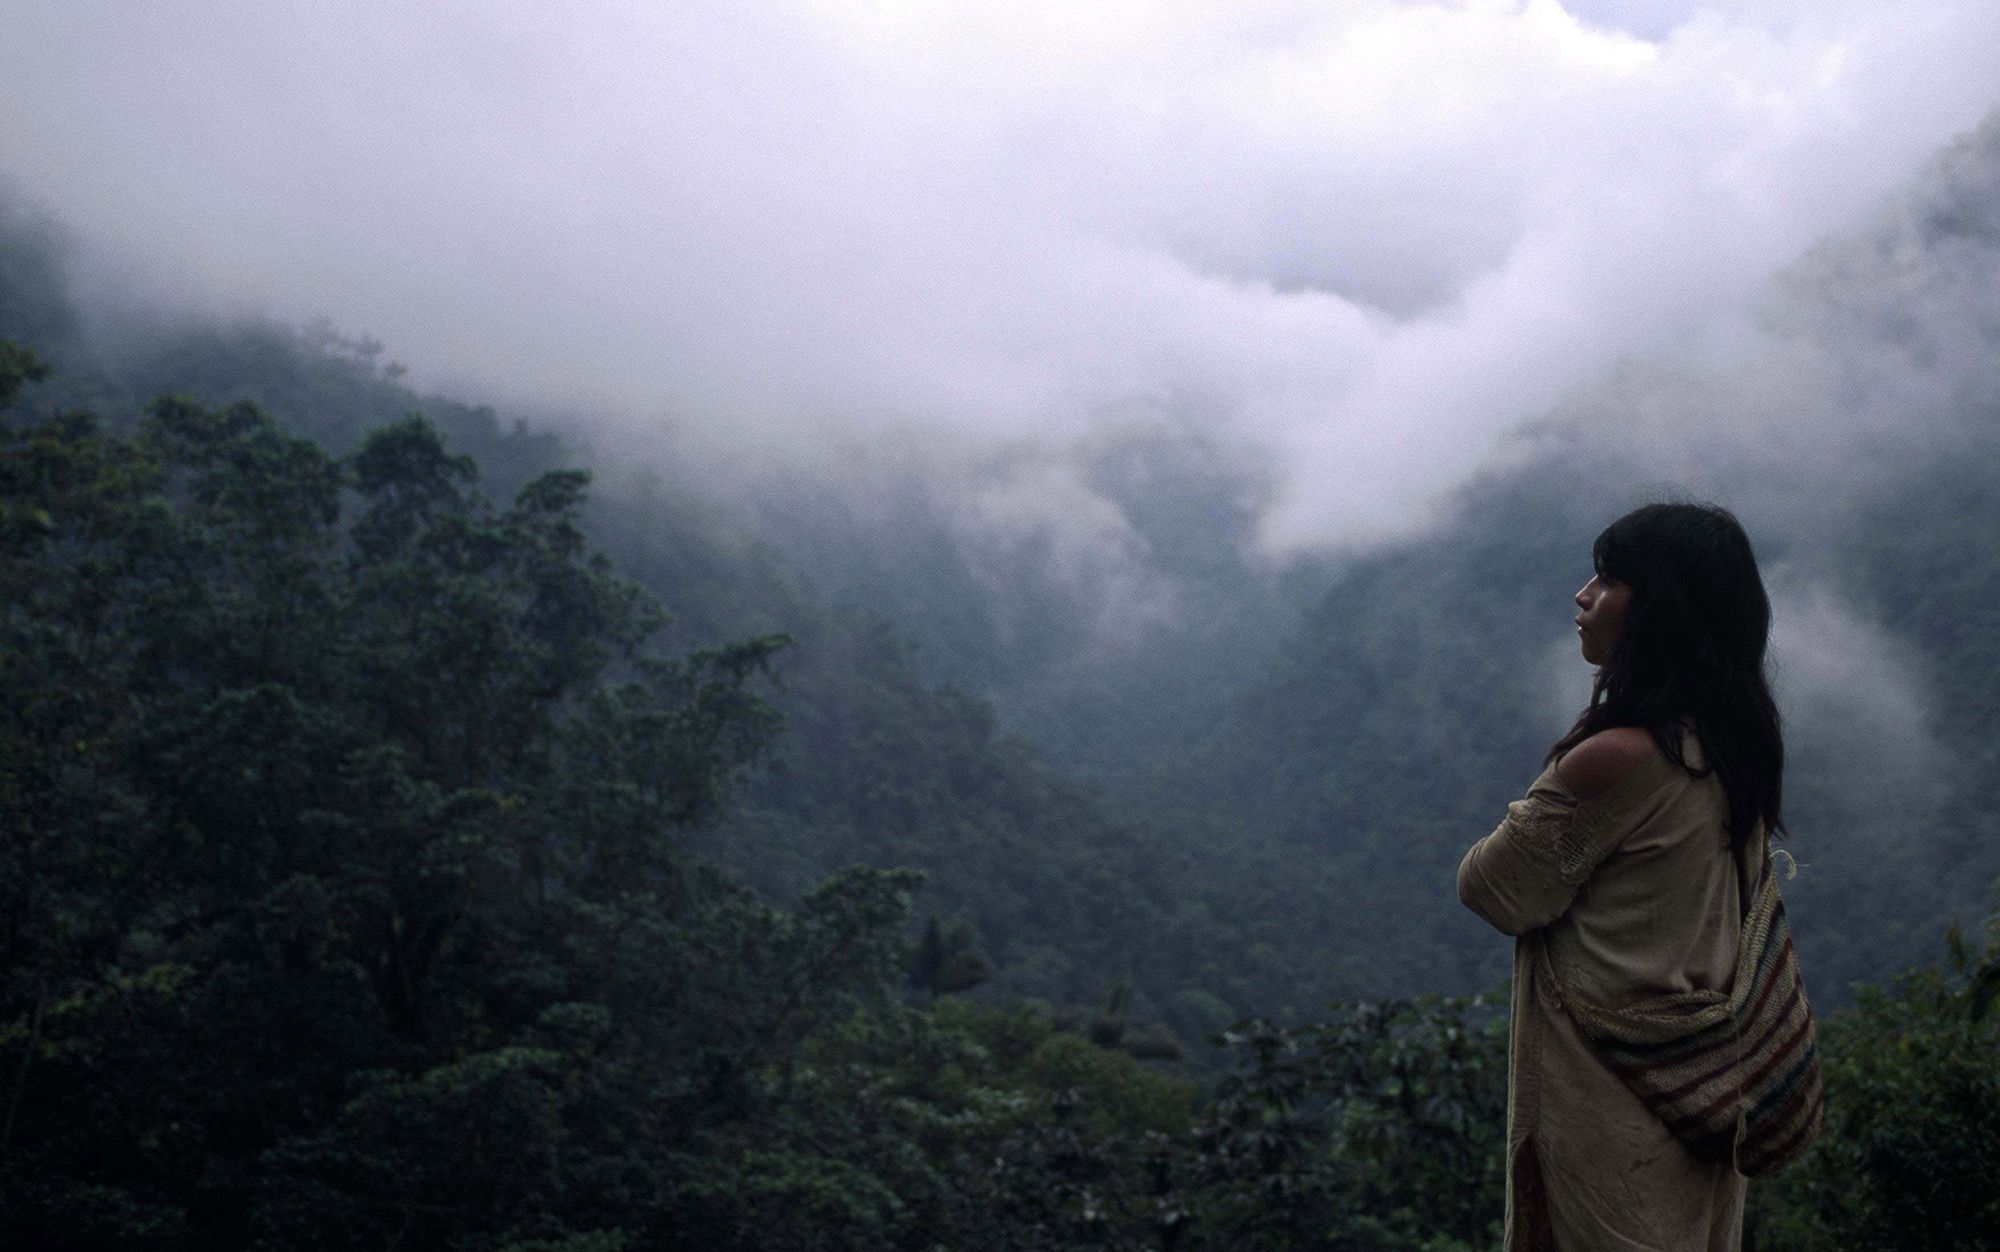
left=6, top=0, right=2000, bottom=548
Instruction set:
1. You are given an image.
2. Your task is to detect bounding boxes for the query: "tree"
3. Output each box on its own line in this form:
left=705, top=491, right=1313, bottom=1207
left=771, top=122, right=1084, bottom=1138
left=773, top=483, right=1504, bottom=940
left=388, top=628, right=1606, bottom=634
left=0, top=357, right=922, bottom=1249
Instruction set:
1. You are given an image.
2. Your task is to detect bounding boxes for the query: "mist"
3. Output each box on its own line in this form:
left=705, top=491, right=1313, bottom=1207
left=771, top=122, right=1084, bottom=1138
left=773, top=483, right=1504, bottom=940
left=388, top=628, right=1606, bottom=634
left=8, top=0, right=2000, bottom=558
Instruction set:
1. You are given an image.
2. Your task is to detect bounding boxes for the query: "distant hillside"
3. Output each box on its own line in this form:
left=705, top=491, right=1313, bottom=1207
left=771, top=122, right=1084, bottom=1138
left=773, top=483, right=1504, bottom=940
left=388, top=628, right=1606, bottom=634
left=0, top=205, right=1336, bottom=1049
left=6, top=106, right=2000, bottom=1026
left=1170, top=110, right=2000, bottom=997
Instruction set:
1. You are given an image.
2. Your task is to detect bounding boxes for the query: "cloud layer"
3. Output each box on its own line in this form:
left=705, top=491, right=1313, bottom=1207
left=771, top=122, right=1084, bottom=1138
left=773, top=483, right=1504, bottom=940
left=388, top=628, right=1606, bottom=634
left=6, top=0, right=2000, bottom=548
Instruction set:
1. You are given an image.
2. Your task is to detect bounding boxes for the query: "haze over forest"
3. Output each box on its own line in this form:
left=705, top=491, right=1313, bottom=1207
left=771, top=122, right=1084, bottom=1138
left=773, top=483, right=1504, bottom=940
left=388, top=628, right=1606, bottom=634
left=11, top=0, right=2000, bottom=998
left=5, top=3, right=2000, bottom=1247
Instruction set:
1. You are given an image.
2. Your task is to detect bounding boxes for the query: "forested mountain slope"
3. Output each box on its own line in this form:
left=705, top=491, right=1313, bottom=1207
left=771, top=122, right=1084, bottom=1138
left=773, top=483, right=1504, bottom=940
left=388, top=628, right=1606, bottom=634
left=0, top=205, right=1315, bottom=1047
left=6, top=106, right=2000, bottom=1030
left=1157, top=112, right=2000, bottom=999
left=4, top=338, right=1992, bottom=1252
left=693, top=109, right=2000, bottom=1005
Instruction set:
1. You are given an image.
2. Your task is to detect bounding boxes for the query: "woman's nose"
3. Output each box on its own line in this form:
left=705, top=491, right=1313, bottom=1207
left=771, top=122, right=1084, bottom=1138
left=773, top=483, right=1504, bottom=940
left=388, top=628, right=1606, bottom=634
left=1575, top=581, right=1592, bottom=608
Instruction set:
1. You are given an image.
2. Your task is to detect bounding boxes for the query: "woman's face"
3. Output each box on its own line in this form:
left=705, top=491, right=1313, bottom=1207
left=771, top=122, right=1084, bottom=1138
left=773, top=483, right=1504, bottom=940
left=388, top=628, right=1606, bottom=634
left=1574, top=573, right=1632, bottom=666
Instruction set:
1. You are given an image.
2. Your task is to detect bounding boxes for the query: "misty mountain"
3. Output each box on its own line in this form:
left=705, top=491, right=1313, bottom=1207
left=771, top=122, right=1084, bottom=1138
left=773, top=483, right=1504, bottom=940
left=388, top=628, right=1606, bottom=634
left=6, top=107, right=2000, bottom=1035
left=697, top=107, right=2000, bottom=1004
left=0, top=203, right=1314, bottom=1044
left=1167, top=109, right=2000, bottom=998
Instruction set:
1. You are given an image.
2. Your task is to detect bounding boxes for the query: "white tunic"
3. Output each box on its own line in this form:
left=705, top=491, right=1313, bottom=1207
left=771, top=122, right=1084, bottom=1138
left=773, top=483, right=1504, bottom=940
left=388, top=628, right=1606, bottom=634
left=1458, top=737, right=1759, bottom=1251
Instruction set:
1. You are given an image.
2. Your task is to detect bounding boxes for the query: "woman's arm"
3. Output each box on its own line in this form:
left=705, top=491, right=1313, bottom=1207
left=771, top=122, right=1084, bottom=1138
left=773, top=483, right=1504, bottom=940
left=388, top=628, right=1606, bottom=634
left=1456, top=795, right=1582, bottom=935
left=1457, top=730, right=1658, bottom=934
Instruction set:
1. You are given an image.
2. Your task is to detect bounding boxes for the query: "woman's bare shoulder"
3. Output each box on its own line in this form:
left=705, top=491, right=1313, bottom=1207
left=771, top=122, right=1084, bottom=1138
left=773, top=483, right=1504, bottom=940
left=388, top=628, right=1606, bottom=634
left=1556, top=726, right=1658, bottom=799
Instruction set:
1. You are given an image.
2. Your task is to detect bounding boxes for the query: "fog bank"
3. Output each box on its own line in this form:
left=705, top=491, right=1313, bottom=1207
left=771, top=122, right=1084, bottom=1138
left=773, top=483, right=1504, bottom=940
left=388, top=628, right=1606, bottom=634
left=6, top=0, right=2000, bottom=553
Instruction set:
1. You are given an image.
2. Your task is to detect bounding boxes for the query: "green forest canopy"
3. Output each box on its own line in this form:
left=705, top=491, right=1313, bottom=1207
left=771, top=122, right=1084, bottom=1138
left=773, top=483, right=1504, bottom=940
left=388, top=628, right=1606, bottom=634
left=3, top=343, right=1996, bottom=1249
left=6, top=113, right=2000, bottom=1242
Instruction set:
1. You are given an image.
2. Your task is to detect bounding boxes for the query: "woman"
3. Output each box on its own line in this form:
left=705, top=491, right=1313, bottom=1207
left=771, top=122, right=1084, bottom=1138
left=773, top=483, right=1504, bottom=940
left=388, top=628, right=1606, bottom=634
left=1457, top=502, right=1792, bottom=1251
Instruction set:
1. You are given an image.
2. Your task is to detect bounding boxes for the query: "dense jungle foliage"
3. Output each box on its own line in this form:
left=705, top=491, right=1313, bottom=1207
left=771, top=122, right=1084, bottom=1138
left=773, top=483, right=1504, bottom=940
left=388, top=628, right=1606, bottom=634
left=4, top=343, right=1997, bottom=1249
left=11, top=137, right=2000, bottom=1043
left=0, top=204, right=1373, bottom=1051
left=7, top=112, right=2000, bottom=1248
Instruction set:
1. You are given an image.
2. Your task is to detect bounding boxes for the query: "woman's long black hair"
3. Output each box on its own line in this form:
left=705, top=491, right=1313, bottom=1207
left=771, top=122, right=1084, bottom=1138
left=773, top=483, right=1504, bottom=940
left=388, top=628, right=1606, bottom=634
left=1549, top=502, right=1786, bottom=847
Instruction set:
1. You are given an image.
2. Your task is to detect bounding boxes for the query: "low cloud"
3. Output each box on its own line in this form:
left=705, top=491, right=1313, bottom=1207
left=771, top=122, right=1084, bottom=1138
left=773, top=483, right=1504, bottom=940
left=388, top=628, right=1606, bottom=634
left=1768, top=585, right=1932, bottom=752
left=6, top=0, right=2000, bottom=555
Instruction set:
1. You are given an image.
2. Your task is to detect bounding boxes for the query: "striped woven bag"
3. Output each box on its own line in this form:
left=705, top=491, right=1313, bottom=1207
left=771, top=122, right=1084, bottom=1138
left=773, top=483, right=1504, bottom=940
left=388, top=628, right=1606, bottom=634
left=1540, top=861, right=1824, bottom=1177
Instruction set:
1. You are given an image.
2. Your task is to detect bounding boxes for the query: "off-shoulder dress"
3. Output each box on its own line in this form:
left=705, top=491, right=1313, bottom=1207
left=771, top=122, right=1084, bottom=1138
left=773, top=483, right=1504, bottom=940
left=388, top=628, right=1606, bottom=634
left=1457, top=732, right=1762, bottom=1252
